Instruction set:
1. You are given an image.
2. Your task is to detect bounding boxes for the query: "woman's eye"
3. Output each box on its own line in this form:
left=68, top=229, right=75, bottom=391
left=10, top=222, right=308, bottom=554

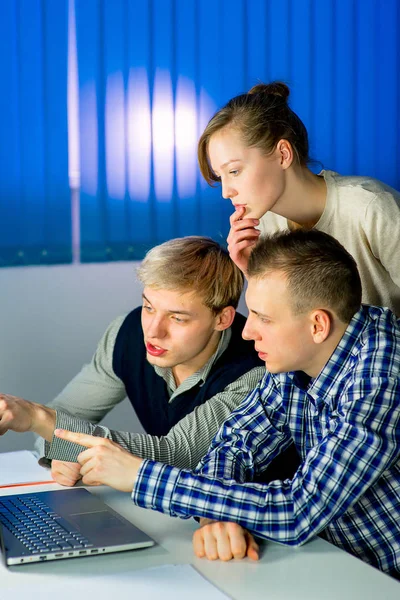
left=229, top=170, right=239, bottom=176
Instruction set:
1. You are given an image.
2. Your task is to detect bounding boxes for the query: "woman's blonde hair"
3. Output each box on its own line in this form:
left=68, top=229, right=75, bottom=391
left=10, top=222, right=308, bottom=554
left=137, top=236, right=244, bottom=313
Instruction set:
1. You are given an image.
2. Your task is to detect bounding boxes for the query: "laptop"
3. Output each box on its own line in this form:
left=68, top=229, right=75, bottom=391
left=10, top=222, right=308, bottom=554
left=0, top=487, right=155, bottom=566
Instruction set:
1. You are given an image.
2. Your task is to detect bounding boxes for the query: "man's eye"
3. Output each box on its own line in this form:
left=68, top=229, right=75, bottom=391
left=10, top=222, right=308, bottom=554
left=143, top=305, right=153, bottom=312
left=173, top=316, right=186, bottom=323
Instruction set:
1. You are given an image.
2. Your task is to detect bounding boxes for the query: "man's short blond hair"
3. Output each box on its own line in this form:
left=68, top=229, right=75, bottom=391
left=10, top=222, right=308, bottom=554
left=137, top=236, right=244, bottom=313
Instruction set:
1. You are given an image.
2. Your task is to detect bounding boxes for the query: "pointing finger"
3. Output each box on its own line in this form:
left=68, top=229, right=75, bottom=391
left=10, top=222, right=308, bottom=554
left=54, top=429, right=101, bottom=447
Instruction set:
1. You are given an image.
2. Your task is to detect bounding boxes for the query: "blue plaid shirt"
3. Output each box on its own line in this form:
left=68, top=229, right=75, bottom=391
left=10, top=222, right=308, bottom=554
left=132, top=306, right=400, bottom=575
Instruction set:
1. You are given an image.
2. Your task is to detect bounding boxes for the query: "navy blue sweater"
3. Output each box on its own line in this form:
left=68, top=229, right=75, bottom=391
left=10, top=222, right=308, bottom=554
left=113, top=307, right=263, bottom=436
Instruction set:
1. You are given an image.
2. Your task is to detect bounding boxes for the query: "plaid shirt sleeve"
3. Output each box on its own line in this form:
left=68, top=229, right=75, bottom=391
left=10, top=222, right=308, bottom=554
left=132, top=370, right=400, bottom=546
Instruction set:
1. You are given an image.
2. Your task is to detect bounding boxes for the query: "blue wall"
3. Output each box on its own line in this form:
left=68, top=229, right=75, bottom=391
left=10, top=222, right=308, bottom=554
left=0, top=0, right=399, bottom=266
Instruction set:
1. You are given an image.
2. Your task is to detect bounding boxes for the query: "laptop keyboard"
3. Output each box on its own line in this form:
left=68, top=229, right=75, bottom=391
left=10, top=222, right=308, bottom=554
left=0, top=494, right=93, bottom=555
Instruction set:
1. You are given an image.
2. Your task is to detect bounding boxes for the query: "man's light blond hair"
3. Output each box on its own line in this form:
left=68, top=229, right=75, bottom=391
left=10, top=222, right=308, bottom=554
left=137, top=236, right=243, bottom=313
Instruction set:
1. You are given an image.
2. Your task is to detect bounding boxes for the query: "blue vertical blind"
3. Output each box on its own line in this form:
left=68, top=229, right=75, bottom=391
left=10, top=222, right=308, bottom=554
left=0, top=0, right=399, bottom=267
left=76, top=0, right=400, bottom=263
left=0, top=0, right=70, bottom=267
left=76, top=0, right=239, bottom=262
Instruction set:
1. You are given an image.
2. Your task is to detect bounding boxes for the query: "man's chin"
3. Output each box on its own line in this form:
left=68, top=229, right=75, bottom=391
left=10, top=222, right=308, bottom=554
left=264, top=362, right=286, bottom=375
left=146, top=353, right=173, bottom=368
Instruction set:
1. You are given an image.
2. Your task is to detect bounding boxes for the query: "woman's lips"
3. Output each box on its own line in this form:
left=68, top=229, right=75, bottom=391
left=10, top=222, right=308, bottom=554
left=146, top=342, right=167, bottom=357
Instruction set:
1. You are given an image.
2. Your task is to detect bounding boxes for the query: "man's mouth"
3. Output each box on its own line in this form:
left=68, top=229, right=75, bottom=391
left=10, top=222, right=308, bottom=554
left=146, top=342, right=167, bottom=357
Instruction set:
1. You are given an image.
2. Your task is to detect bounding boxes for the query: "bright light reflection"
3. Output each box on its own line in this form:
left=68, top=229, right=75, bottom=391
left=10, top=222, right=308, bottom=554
left=80, top=81, right=98, bottom=196
left=175, top=76, right=197, bottom=198
left=67, top=0, right=80, bottom=189
left=152, top=68, right=174, bottom=202
left=105, top=72, right=125, bottom=200
left=127, top=67, right=151, bottom=202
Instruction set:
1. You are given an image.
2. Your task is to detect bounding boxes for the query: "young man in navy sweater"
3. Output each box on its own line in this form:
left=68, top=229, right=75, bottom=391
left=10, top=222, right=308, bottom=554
left=0, top=236, right=271, bottom=484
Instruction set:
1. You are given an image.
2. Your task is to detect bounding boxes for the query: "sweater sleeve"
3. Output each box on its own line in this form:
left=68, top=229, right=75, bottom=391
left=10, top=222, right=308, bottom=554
left=44, top=367, right=266, bottom=469
left=366, top=191, right=400, bottom=289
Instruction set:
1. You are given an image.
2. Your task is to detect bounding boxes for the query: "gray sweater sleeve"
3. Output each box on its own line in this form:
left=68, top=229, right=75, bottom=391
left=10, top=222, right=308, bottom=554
left=34, top=315, right=128, bottom=460
left=45, top=366, right=265, bottom=469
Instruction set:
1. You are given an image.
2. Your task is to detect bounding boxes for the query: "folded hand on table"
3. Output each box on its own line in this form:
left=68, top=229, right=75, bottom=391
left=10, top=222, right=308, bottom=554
left=193, top=518, right=260, bottom=562
left=51, top=460, right=82, bottom=487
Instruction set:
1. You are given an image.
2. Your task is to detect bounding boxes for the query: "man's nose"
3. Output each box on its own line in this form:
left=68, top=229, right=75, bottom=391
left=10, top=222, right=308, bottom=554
left=242, top=320, right=254, bottom=341
left=147, top=316, right=166, bottom=338
left=242, top=316, right=260, bottom=341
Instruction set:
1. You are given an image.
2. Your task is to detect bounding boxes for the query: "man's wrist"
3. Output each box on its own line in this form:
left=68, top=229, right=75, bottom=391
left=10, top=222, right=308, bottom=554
left=199, top=517, right=216, bottom=527
left=130, top=456, right=144, bottom=491
left=31, top=404, right=56, bottom=442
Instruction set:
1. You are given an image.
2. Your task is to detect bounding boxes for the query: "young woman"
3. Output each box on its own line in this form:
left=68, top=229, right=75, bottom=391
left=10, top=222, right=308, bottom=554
left=198, top=82, right=400, bottom=316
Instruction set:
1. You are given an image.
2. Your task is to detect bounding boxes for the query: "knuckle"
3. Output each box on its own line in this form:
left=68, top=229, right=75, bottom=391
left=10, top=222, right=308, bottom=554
left=2, top=410, right=11, bottom=423
left=207, top=552, right=219, bottom=561
left=214, top=522, right=225, bottom=534
left=220, top=552, right=234, bottom=562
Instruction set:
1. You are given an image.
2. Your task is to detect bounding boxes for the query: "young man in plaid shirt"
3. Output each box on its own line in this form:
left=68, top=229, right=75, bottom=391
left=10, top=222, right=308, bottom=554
left=3, top=230, right=400, bottom=578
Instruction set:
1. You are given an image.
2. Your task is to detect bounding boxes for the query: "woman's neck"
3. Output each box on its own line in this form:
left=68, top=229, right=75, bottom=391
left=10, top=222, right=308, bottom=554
left=272, top=166, right=327, bottom=228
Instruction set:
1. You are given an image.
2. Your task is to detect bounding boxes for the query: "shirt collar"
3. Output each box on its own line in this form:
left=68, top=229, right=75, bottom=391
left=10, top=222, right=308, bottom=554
left=288, top=306, right=371, bottom=407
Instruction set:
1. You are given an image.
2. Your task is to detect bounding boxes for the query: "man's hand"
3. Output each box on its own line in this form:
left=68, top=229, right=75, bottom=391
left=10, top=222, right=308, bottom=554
left=51, top=460, right=82, bottom=487
left=193, top=518, right=260, bottom=562
left=54, top=429, right=143, bottom=492
left=227, top=206, right=260, bottom=275
left=0, top=393, right=55, bottom=440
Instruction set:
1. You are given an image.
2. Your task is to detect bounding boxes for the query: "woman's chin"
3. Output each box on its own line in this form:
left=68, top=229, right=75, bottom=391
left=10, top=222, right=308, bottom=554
left=245, top=207, right=266, bottom=220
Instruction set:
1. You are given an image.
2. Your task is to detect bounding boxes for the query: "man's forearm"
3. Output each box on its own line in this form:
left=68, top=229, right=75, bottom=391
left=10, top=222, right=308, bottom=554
left=0, top=393, right=56, bottom=441
left=30, top=403, right=56, bottom=441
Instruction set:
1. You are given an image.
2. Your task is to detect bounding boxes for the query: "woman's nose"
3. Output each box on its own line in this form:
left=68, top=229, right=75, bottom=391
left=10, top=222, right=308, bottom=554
left=221, top=181, right=236, bottom=200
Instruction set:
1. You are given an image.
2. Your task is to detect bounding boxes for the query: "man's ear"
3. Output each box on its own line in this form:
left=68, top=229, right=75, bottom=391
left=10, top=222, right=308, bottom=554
left=310, top=309, right=331, bottom=344
left=215, top=306, right=235, bottom=331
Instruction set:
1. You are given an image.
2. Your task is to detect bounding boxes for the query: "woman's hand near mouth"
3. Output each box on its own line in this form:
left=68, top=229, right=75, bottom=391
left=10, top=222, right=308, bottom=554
left=227, top=206, right=260, bottom=275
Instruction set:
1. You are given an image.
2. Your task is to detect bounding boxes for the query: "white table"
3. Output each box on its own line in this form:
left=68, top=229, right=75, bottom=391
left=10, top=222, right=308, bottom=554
left=1, top=482, right=399, bottom=599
